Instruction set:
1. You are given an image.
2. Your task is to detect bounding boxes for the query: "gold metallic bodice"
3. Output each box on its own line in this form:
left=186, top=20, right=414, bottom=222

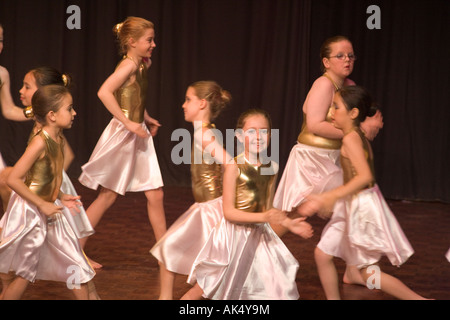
left=190, top=124, right=223, bottom=202
left=297, top=73, right=342, bottom=149
left=340, top=128, right=375, bottom=188
left=114, top=57, right=148, bottom=123
left=25, top=130, right=64, bottom=202
left=297, top=112, right=342, bottom=149
left=234, top=154, right=277, bottom=212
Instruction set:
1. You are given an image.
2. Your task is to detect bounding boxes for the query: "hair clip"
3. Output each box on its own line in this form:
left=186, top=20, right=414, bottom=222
left=62, top=74, right=68, bottom=87
left=23, top=105, right=34, bottom=119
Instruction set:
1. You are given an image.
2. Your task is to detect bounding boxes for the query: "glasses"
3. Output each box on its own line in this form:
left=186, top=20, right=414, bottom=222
left=329, top=53, right=357, bottom=61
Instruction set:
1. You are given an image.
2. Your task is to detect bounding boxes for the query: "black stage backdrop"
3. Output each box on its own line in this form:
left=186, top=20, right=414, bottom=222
left=0, top=0, right=449, bottom=202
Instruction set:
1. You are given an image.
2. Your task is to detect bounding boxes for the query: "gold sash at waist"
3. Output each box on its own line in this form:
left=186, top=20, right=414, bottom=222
left=297, top=129, right=342, bottom=150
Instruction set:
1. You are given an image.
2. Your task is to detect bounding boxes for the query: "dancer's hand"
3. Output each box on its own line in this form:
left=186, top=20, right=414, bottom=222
left=60, top=194, right=83, bottom=214
left=125, top=121, right=150, bottom=138
left=285, top=217, right=314, bottom=239
left=265, top=208, right=287, bottom=225
left=38, top=201, right=64, bottom=217
left=145, top=116, right=161, bottom=136
left=297, top=193, right=336, bottom=219
left=361, top=110, right=383, bottom=141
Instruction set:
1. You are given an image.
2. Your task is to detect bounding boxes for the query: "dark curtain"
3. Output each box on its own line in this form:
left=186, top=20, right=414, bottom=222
left=0, top=0, right=449, bottom=202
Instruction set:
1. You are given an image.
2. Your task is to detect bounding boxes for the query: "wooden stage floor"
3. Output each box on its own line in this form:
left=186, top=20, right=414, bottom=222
left=1, top=182, right=449, bottom=301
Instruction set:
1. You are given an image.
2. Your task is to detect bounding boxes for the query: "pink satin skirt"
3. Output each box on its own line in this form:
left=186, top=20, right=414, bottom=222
left=273, top=143, right=342, bottom=212
left=446, top=248, right=450, bottom=262
left=150, top=197, right=223, bottom=275
left=61, top=170, right=94, bottom=239
left=188, top=219, right=300, bottom=300
left=0, top=170, right=93, bottom=239
left=0, top=192, right=95, bottom=283
left=79, top=118, right=163, bottom=195
left=317, top=185, right=414, bottom=269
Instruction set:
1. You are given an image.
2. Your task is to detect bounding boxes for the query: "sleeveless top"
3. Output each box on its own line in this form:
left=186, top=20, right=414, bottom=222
left=25, top=130, right=64, bottom=202
left=190, top=123, right=223, bottom=203
left=297, top=73, right=342, bottom=150
left=234, top=154, right=277, bottom=212
left=114, top=56, right=148, bottom=123
left=340, top=127, right=375, bottom=188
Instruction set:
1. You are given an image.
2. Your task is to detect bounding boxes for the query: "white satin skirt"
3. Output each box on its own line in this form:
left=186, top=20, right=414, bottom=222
left=0, top=192, right=95, bottom=283
left=273, top=143, right=342, bottom=212
left=150, top=197, right=223, bottom=275
left=188, top=219, right=300, bottom=300
left=446, top=248, right=450, bottom=262
left=0, top=171, right=94, bottom=239
left=61, top=170, right=94, bottom=239
left=79, top=118, right=163, bottom=195
left=317, top=185, right=414, bottom=269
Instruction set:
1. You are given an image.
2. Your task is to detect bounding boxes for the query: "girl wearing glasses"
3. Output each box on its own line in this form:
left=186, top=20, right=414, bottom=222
left=271, top=36, right=383, bottom=287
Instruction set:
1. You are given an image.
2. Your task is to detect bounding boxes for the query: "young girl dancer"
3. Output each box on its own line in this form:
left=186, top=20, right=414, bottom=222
left=188, top=109, right=313, bottom=300
left=0, top=67, right=78, bottom=212
left=151, top=80, right=232, bottom=300
left=271, top=35, right=383, bottom=284
left=0, top=85, right=96, bottom=300
left=273, top=36, right=383, bottom=232
left=78, top=17, right=165, bottom=268
left=298, top=85, right=427, bottom=300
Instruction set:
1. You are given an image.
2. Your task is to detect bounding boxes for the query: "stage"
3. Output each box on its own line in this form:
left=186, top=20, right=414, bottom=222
left=4, top=181, right=448, bottom=301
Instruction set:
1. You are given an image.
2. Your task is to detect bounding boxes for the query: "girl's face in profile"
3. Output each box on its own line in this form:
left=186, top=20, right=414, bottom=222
left=133, top=28, right=156, bottom=59
left=20, top=72, right=38, bottom=106
left=53, top=94, right=76, bottom=129
left=330, top=93, right=354, bottom=131
left=182, top=87, right=204, bottom=123
left=240, top=114, right=270, bottom=159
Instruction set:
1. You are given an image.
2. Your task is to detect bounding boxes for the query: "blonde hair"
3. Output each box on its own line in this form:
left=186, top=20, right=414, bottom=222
left=189, top=81, right=231, bottom=121
left=113, top=17, right=154, bottom=55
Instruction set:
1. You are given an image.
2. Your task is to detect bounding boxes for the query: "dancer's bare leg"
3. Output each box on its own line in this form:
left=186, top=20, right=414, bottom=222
left=1, top=276, right=29, bottom=300
left=0, top=272, right=14, bottom=299
left=359, top=266, right=429, bottom=300
left=158, top=263, right=175, bottom=300
left=71, top=283, right=89, bottom=300
left=144, top=188, right=166, bottom=241
left=343, top=265, right=365, bottom=286
left=80, top=187, right=119, bottom=269
left=315, top=247, right=340, bottom=300
left=181, top=283, right=204, bottom=300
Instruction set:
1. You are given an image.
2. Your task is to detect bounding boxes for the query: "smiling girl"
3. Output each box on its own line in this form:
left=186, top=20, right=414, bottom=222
left=0, top=85, right=96, bottom=300
left=78, top=17, right=165, bottom=269
left=188, top=109, right=313, bottom=300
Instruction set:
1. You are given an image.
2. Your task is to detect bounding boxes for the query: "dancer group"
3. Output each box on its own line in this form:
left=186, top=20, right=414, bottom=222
left=0, top=17, right=434, bottom=300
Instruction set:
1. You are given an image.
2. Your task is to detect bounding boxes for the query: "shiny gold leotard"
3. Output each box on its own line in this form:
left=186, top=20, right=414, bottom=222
left=25, top=130, right=64, bottom=203
left=234, top=154, right=277, bottom=212
left=340, top=127, right=375, bottom=188
left=190, top=123, right=223, bottom=203
left=297, top=73, right=342, bottom=150
left=114, top=56, right=148, bottom=123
